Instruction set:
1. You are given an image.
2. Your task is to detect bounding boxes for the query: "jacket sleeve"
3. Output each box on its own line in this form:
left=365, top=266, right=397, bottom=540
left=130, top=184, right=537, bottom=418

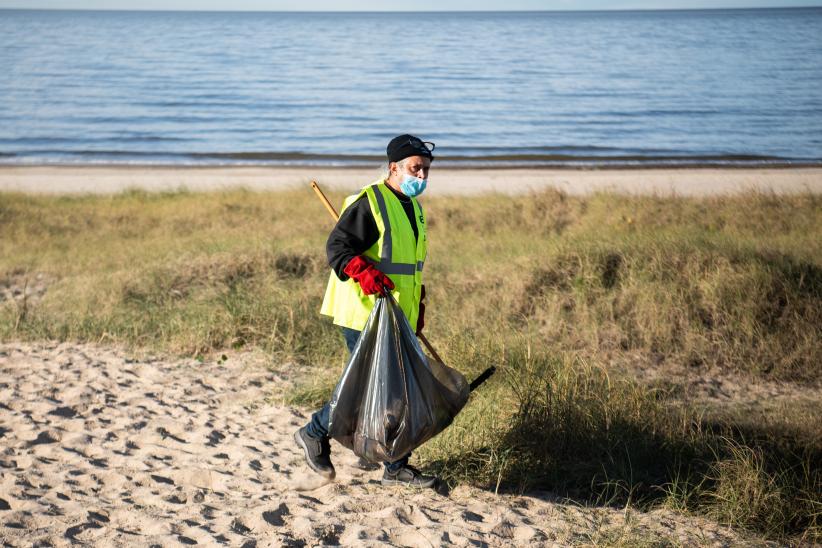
left=326, top=194, right=380, bottom=281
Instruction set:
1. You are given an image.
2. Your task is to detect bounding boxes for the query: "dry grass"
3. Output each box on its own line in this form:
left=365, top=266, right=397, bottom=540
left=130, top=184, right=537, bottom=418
left=1, top=186, right=820, bottom=542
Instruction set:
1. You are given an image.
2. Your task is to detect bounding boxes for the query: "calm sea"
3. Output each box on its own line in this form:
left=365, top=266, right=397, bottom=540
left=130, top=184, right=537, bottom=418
left=1, top=8, right=821, bottom=167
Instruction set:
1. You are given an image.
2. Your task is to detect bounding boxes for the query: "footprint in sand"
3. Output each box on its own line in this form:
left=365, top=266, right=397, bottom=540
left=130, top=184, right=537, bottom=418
left=48, top=405, right=80, bottom=418
left=462, top=509, right=485, bottom=522
left=230, top=518, right=252, bottom=535
left=27, top=430, right=60, bottom=446
left=150, top=474, right=175, bottom=485
left=206, top=429, right=226, bottom=446
left=262, top=503, right=290, bottom=526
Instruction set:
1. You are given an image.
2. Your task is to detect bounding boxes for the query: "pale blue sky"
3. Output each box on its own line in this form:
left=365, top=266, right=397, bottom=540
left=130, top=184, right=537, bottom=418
left=1, top=0, right=821, bottom=10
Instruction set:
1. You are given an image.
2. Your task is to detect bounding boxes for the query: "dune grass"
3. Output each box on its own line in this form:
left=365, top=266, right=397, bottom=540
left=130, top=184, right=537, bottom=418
left=1, top=186, right=820, bottom=542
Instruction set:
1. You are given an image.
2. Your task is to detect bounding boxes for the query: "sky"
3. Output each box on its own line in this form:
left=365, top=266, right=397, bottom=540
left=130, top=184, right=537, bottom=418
left=1, top=0, right=821, bottom=10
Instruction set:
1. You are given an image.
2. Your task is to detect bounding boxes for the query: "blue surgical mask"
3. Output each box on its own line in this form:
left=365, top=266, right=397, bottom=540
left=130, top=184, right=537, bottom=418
left=399, top=174, right=427, bottom=197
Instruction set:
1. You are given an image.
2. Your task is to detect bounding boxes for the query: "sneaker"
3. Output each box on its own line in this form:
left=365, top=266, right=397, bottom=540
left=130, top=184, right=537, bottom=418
left=294, top=426, right=335, bottom=479
left=381, top=465, right=437, bottom=488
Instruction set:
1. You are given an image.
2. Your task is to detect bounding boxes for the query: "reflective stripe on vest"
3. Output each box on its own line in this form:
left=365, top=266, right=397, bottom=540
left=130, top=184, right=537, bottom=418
left=371, top=186, right=420, bottom=276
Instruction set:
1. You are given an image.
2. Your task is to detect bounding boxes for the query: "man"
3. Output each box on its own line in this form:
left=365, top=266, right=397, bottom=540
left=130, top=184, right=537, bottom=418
left=294, top=134, right=436, bottom=488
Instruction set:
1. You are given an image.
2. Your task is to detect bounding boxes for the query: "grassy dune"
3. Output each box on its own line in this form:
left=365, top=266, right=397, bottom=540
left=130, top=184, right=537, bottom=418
left=1, top=187, right=820, bottom=542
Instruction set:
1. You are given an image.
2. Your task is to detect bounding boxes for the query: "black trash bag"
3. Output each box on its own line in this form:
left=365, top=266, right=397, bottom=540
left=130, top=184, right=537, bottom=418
left=327, top=292, right=470, bottom=464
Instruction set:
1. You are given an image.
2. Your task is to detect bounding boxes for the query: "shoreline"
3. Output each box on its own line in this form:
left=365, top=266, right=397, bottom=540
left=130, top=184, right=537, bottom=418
left=3, top=160, right=822, bottom=169
left=1, top=165, right=820, bottom=196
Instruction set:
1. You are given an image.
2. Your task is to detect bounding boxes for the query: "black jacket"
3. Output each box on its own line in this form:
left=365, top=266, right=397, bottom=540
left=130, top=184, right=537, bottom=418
left=327, top=182, right=419, bottom=281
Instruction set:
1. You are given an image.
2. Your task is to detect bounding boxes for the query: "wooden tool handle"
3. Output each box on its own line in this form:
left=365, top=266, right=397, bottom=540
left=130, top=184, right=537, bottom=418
left=418, top=332, right=444, bottom=363
left=311, top=180, right=340, bottom=221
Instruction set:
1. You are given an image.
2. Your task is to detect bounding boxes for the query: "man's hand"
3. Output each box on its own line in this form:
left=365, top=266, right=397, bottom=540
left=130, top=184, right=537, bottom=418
left=343, top=256, right=395, bottom=296
left=416, top=284, right=426, bottom=335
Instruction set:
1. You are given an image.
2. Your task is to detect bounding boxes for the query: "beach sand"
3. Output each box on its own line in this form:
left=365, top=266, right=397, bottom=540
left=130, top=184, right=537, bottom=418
left=0, top=165, right=820, bottom=196
left=0, top=342, right=747, bottom=547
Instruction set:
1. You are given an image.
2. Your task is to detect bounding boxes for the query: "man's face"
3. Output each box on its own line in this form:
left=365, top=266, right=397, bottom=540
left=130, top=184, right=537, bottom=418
left=394, top=156, right=431, bottom=181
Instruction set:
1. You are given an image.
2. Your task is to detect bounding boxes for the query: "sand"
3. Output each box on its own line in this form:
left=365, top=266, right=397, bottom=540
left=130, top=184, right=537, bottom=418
left=0, top=165, right=820, bottom=196
left=0, top=341, right=750, bottom=547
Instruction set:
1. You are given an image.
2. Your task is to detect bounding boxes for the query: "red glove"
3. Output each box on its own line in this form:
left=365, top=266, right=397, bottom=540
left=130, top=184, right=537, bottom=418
left=343, top=256, right=394, bottom=296
left=416, top=284, right=426, bottom=335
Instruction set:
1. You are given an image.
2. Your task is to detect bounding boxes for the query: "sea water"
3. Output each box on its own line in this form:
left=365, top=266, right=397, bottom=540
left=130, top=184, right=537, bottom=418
left=1, top=8, right=821, bottom=166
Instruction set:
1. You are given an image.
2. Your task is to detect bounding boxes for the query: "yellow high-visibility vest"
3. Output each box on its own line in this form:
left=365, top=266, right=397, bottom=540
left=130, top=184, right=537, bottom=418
left=320, top=180, right=427, bottom=331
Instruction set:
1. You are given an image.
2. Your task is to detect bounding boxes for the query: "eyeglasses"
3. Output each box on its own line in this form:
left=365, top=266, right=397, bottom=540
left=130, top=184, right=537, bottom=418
left=406, top=138, right=436, bottom=154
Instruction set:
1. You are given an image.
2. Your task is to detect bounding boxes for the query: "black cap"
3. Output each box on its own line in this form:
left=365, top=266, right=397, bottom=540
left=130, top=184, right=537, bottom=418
left=386, top=134, right=435, bottom=163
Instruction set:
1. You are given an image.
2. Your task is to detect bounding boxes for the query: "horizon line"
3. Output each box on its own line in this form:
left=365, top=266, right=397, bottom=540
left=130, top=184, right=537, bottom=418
left=1, top=5, right=821, bottom=12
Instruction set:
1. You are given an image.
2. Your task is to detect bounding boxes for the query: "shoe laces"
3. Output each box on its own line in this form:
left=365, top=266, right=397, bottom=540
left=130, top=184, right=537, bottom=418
left=402, top=464, right=423, bottom=477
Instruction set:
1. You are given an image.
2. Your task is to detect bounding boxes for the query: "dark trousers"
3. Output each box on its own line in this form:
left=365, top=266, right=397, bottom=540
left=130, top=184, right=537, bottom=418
left=305, top=326, right=410, bottom=473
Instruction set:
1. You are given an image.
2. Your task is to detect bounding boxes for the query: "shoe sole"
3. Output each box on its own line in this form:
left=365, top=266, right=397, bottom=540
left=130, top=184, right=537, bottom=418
left=293, top=430, right=336, bottom=480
